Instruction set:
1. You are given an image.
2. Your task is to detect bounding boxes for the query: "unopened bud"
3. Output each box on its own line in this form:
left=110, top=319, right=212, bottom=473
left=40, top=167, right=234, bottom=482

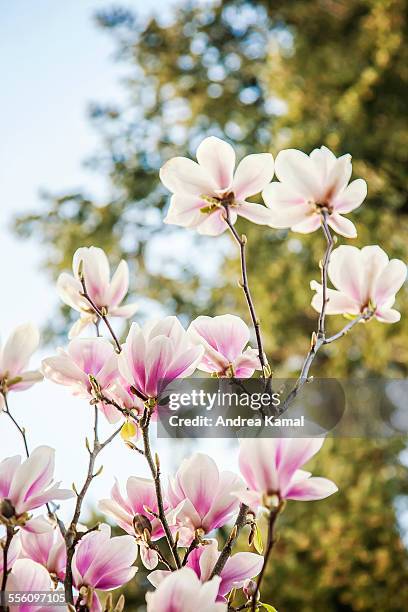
left=133, top=513, right=152, bottom=537
left=243, top=579, right=258, bottom=600
left=311, top=331, right=318, bottom=349
left=0, top=498, right=15, bottom=519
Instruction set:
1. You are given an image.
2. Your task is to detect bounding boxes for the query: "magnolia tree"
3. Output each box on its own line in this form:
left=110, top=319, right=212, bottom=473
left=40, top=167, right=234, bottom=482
left=0, top=137, right=406, bottom=612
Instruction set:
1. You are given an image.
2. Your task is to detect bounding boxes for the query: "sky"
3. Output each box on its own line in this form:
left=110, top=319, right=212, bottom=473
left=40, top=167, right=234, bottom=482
left=0, top=0, right=237, bottom=523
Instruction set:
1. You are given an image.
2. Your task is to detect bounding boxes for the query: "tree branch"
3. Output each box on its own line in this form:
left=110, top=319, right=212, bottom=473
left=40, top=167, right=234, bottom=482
left=141, top=414, right=181, bottom=569
left=250, top=503, right=283, bottom=611
left=223, top=207, right=270, bottom=380
left=79, top=277, right=122, bottom=353
left=64, top=407, right=121, bottom=604
left=210, top=503, right=248, bottom=578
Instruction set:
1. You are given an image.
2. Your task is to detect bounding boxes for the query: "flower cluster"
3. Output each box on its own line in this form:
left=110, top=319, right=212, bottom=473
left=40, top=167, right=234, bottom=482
left=0, top=135, right=405, bottom=611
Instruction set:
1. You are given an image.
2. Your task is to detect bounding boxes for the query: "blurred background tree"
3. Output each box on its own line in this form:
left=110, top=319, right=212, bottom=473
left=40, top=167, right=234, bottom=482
left=14, top=0, right=408, bottom=610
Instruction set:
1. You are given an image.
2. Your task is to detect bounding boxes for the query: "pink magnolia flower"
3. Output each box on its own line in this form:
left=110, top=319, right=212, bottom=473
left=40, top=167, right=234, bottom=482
left=72, top=524, right=137, bottom=592
left=149, top=539, right=263, bottom=602
left=7, top=559, right=59, bottom=612
left=57, top=246, right=137, bottom=338
left=262, top=146, right=367, bottom=238
left=168, top=454, right=245, bottom=546
left=187, top=314, right=261, bottom=377
left=236, top=438, right=337, bottom=511
left=0, top=323, right=43, bottom=410
left=146, top=567, right=226, bottom=612
left=0, top=446, right=73, bottom=520
left=160, top=136, right=274, bottom=236
left=311, top=245, right=407, bottom=323
left=20, top=523, right=66, bottom=582
left=42, top=338, right=120, bottom=423
left=118, top=317, right=203, bottom=402
left=99, top=477, right=166, bottom=570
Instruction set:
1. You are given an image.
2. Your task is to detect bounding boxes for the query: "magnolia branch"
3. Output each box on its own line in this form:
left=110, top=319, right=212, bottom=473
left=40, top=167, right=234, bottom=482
left=210, top=503, right=248, bottom=579
left=223, top=206, right=270, bottom=380
left=279, top=215, right=373, bottom=415
left=250, top=502, right=284, bottom=612
left=64, top=407, right=121, bottom=605
left=79, top=276, right=122, bottom=353
left=141, top=411, right=181, bottom=569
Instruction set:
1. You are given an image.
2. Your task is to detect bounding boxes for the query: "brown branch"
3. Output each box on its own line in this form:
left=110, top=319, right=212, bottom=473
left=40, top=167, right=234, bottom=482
left=318, top=210, right=335, bottom=337
left=223, top=206, right=270, bottom=380
left=251, top=503, right=283, bottom=611
left=64, top=407, right=121, bottom=604
left=79, top=277, right=122, bottom=353
left=141, top=414, right=181, bottom=569
left=210, top=503, right=248, bottom=578
left=0, top=525, right=14, bottom=602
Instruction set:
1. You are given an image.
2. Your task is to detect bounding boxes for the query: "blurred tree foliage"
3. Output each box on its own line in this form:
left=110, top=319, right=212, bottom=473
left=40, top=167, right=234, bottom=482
left=14, top=0, right=408, bottom=610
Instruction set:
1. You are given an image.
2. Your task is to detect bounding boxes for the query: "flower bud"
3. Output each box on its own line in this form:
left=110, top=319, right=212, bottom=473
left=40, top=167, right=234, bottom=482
left=133, top=513, right=152, bottom=537
left=0, top=498, right=16, bottom=519
left=243, top=579, right=258, bottom=600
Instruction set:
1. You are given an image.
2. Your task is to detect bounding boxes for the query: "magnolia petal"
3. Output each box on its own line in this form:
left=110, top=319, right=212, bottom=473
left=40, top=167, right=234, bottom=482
left=196, top=136, right=236, bottom=191
left=220, top=552, right=264, bottom=596
left=328, top=246, right=364, bottom=302
left=374, top=259, right=407, bottom=306
left=11, top=370, right=43, bottom=392
left=164, top=194, right=205, bottom=228
left=107, top=260, right=129, bottom=307
left=290, top=214, right=321, bottom=233
left=310, top=282, right=360, bottom=315
left=160, top=156, right=217, bottom=196
left=232, top=153, right=274, bottom=200
left=333, top=178, right=367, bottom=213
left=327, top=213, right=357, bottom=238
left=110, top=302, right=138, bottom=318
left=375, top=308, right=401, bottom=323
left=1, top=323, right=40, bottom=377
left=237, top=201, right=276, bottom=226
left=284, top=476, right=338, bottom=501
left=196, top=209, right=231, bottom=236
left=274, top=149, right=318, bottom=198
left=141, top=545, right=159, bottom=570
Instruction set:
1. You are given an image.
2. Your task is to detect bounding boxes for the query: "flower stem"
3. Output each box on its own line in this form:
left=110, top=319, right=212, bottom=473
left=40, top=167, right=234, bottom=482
left=0, top=525, right=14, bottom=606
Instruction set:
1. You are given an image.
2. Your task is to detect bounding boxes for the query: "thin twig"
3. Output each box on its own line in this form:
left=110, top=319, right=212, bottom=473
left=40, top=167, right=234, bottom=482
left=318, top=211, right=335, bottom=338
left=79, top=277, right=122, bottom=352
left=210, top=504, right=248, bottom=578
left=141, top=413, right=181, bottom=569
left=251, top=503, right=283, bottom=612
left=223, top=206, right=270, bottom=380
left=64, top=407, right=121, bottom=604
left=0, top=526, right=14, bottom=599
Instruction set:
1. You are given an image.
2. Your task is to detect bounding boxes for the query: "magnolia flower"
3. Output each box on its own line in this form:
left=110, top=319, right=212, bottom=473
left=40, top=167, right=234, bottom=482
left=262, top=146, right=367, bottom=238
left=0, top=446, right=73, bottom=521
left=187, top=314, right=261, bottom=377
left=0, top=323, right=43, bottom=410
left=7, top=559, right=58, bottom=612
left=311, top=245, right=407, bottom=323
left=99, top=477, right=166, bottom=569
left=168, top=454, right=245, bottom=546
left=236, top=438, right=337, bottom=511
left=146, top=567, right=226, bottom=612
left=118, top=317, right=203, bottom=403
left=149, top=539, right=263, bottom=602
left=20, top=523, right=66, bottom=583
left=57, top=246, right=137, bottom=338
left=160, top=136, right=274, bottom=235
left=72, top=524, right=137, bottom=593
left=42, top=338, right=120, bottom=423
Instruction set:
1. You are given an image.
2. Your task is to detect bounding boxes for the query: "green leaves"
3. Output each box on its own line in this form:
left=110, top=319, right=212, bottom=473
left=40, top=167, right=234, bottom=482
left=259, top=603, right=278, bottom=612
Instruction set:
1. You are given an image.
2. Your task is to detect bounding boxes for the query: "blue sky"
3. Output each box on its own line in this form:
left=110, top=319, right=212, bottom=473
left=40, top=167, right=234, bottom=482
left=0, top=0, right=236, bottom=521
